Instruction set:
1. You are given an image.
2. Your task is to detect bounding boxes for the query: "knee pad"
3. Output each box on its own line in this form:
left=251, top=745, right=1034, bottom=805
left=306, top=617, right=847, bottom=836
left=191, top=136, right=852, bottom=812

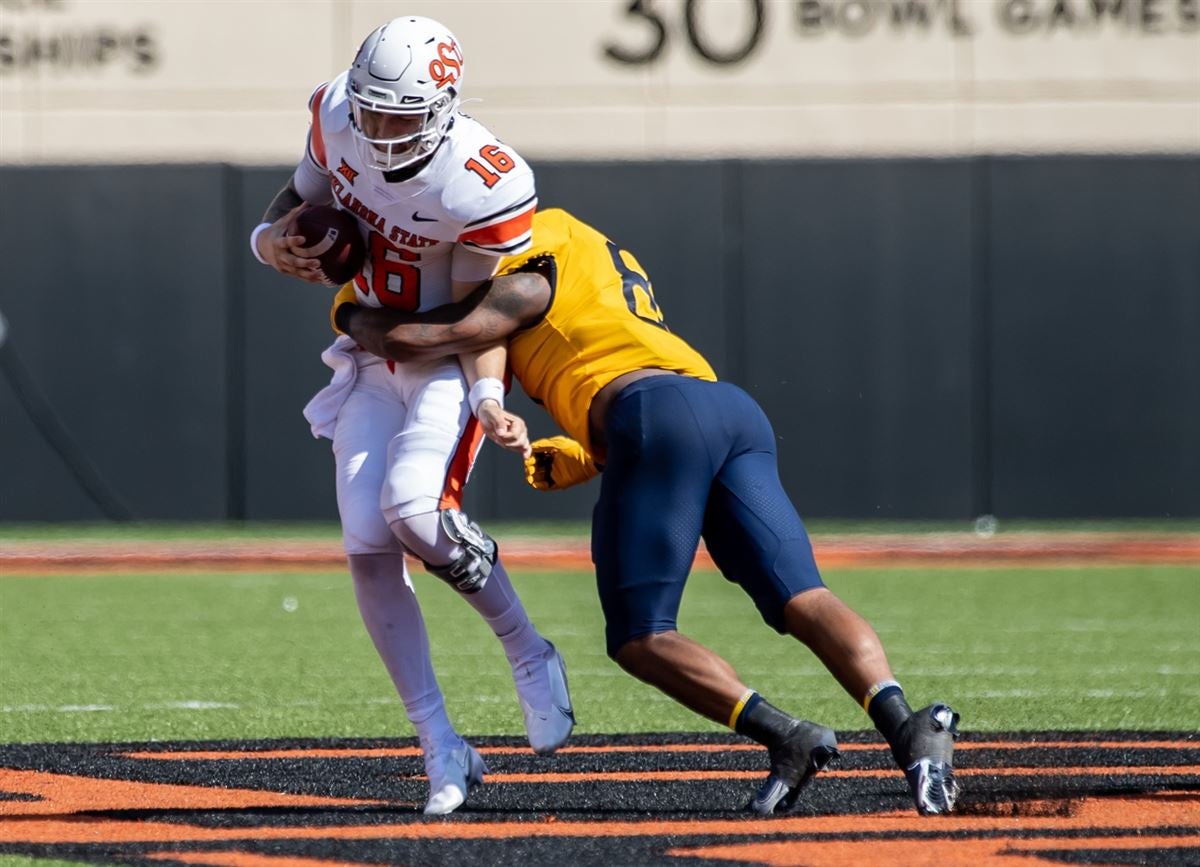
left=422, top=508, right=498, bottom=595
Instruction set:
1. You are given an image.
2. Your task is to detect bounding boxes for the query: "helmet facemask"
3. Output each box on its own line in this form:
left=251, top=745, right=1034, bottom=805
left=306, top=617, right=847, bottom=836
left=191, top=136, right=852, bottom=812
left=348, top=88, right=456, bottom=172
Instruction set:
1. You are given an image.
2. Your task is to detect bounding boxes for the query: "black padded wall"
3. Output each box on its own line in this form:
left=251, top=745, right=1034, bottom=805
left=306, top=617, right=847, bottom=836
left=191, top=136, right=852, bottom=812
left=0, top=165, right=232, bottom=520
left=1, top=156, right=1196, bottom=522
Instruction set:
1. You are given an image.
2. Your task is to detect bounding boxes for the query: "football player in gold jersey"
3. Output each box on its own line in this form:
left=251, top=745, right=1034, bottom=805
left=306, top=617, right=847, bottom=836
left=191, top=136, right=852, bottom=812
left=334, top=208, right=961, bottom=816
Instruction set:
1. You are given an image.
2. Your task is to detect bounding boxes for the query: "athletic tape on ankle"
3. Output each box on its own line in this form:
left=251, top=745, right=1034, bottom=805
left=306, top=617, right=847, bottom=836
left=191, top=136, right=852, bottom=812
left=728, top=689, right=758, bottom=730
left=861, top=679, right=902, bottom=712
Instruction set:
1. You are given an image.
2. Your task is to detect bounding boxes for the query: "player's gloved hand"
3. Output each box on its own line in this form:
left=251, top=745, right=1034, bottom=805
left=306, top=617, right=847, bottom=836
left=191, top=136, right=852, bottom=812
left=524, top=436, right=600, bottom=491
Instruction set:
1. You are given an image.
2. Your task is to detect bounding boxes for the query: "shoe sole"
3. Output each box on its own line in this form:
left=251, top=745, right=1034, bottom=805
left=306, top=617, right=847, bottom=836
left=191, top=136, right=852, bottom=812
left=906, top=759, right=959, bottom=815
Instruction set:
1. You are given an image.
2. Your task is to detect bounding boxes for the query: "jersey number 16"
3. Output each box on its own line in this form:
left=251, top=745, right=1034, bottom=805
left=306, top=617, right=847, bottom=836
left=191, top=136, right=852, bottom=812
left=355, top=232, right=422, bottom=311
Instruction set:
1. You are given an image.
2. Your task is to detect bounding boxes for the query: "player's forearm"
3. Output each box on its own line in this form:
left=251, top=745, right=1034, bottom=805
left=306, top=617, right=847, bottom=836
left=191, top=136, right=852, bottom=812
left=261, top=179, right=306, bottom=224
left=459, top=343, right=506, bottom=386
left=336, top=302, right=487, bottom=362
left=459, top=344, right=508, bottom=417
left=335, top=278, right=505, bottom=360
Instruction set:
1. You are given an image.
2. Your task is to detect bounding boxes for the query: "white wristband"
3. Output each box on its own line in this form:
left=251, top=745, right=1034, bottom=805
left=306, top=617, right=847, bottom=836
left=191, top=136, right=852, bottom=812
left=468, top=377, right=505, bottom=417
left=249, top=222, right=273, bottom=265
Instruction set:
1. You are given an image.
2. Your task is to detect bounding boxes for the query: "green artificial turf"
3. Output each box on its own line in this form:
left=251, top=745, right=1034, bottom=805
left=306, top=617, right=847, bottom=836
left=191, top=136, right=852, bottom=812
left=0, top=517, right=1197, bottom=543
left=2, top=563, right=1197, bottom=743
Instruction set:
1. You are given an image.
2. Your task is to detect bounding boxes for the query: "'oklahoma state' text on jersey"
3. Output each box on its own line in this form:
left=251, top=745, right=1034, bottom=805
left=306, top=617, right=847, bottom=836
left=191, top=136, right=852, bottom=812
left=498, top=209, right=716, bottom=455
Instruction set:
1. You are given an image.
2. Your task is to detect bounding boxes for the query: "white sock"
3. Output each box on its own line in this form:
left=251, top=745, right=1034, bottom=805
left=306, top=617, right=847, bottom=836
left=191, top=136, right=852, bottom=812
left=348, top=552, right=457, bottom=749
left=464, top=558, right=546, bottom=665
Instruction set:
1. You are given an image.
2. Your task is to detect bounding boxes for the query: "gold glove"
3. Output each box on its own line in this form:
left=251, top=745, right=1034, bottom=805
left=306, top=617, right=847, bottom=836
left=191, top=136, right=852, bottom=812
left=523, top=436, right=600, bottom=491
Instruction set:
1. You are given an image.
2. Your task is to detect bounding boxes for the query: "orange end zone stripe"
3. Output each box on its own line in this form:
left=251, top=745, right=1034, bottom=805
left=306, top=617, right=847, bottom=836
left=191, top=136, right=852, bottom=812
left=120, top=739, right=1200, bottom=761
left=0, top=769, right=380, bottom=817
left=147, top=852, right=365, bottom=867
left=670, top=835, right=1200, bottom=867
left=3, top=793, right=1198, bottom=845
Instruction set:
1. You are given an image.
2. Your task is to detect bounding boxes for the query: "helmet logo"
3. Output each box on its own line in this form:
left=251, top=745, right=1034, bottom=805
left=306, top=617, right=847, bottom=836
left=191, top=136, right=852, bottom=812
left=428, top=40, right=463, bottom=89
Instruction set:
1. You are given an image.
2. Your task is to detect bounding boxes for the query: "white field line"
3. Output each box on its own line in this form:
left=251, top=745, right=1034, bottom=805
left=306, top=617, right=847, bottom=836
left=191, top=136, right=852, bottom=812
left=5, top=686, right=1199, bottom=715
left=969, top=688, right=1200, bottom=699
left=0, top=698, right=396, bottom=714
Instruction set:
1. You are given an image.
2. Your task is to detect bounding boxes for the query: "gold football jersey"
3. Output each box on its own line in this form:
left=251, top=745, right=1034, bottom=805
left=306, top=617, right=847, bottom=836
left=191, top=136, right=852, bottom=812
left=498, top=208, right=716, bottom=453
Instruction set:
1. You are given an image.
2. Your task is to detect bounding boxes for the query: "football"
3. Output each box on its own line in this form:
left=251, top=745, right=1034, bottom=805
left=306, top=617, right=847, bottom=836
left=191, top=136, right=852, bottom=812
left=286, top=205, right=367, bottom=284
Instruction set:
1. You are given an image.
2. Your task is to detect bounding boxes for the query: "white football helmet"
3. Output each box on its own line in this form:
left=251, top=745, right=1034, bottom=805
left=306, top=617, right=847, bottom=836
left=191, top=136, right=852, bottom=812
left=346, top=16, right=464, bottom=172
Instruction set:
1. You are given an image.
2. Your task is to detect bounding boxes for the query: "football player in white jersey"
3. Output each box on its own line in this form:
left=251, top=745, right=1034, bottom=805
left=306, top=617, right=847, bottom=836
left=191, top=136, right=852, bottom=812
left=250, top=16, right=573, bottom=815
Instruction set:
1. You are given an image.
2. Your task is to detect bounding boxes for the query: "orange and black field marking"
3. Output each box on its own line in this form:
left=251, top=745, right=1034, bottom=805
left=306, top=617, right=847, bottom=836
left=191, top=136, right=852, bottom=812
left=1, top=731, right=1197, bottom=866
left=4, top=531, right=1199, bottom=574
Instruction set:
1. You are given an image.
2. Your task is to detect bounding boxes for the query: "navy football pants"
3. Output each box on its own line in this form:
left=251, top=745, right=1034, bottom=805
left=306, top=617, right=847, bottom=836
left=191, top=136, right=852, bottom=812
left=592, top=376, right=825, bottom=658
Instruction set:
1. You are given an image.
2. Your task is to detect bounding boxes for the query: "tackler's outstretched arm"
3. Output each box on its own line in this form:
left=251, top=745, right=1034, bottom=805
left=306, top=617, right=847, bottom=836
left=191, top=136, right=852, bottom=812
left=335, top=271, right=551, bottom=362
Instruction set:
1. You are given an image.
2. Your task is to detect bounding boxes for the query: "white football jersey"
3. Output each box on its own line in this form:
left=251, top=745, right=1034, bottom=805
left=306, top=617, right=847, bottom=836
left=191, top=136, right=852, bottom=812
left=303, top=71, right=537, bottom=312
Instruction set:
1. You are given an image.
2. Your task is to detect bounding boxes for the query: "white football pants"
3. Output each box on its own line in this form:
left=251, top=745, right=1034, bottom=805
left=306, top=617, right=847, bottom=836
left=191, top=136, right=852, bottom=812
left=333, top=352, right=482, bottom=556
left=327, top=350, right=543, bottom=748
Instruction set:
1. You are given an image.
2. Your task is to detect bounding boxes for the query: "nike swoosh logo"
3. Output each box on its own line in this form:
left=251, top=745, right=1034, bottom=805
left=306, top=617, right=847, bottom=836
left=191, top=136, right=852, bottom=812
left=412, top=212, right=438, bottom=222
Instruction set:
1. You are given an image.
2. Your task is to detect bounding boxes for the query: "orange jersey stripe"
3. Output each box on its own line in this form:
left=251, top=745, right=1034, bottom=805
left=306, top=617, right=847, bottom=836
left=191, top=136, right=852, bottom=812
left=458, top=204, right=536, bottom=250
left=439, top=414, right=485, bottom=510
left=308, top=84, right=329, bottom=169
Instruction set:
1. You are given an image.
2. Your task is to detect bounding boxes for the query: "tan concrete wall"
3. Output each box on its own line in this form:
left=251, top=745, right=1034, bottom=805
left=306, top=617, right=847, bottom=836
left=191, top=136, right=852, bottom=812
left=1, top=0, right=1197, bottom=163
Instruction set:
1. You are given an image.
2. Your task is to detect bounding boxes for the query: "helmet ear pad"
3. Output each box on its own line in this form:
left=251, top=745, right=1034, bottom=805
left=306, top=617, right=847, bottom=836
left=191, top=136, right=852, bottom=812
left=346, top=16, right=464, bottom=172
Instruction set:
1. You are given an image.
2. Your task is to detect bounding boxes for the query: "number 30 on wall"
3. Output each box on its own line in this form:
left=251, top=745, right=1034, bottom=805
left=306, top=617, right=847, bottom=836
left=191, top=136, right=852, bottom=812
left=604, top=0, right=766, bottom=66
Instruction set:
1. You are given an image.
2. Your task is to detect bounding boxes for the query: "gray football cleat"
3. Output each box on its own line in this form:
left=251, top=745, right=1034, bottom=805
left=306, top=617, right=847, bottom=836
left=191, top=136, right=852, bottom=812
left=423, top=738, right=488, bottom=815
left=892, top=703, right=960, bottom=815
left=747, top=720, right=840, bottom=815
left=512, top=640, right=575, bottom=755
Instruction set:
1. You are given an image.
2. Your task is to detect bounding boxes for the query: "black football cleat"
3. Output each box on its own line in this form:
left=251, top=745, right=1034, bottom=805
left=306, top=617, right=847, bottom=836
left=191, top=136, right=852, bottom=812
left=891, top=703, right=960, bottom=815
left=746, top=720, right=839, bottom=815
